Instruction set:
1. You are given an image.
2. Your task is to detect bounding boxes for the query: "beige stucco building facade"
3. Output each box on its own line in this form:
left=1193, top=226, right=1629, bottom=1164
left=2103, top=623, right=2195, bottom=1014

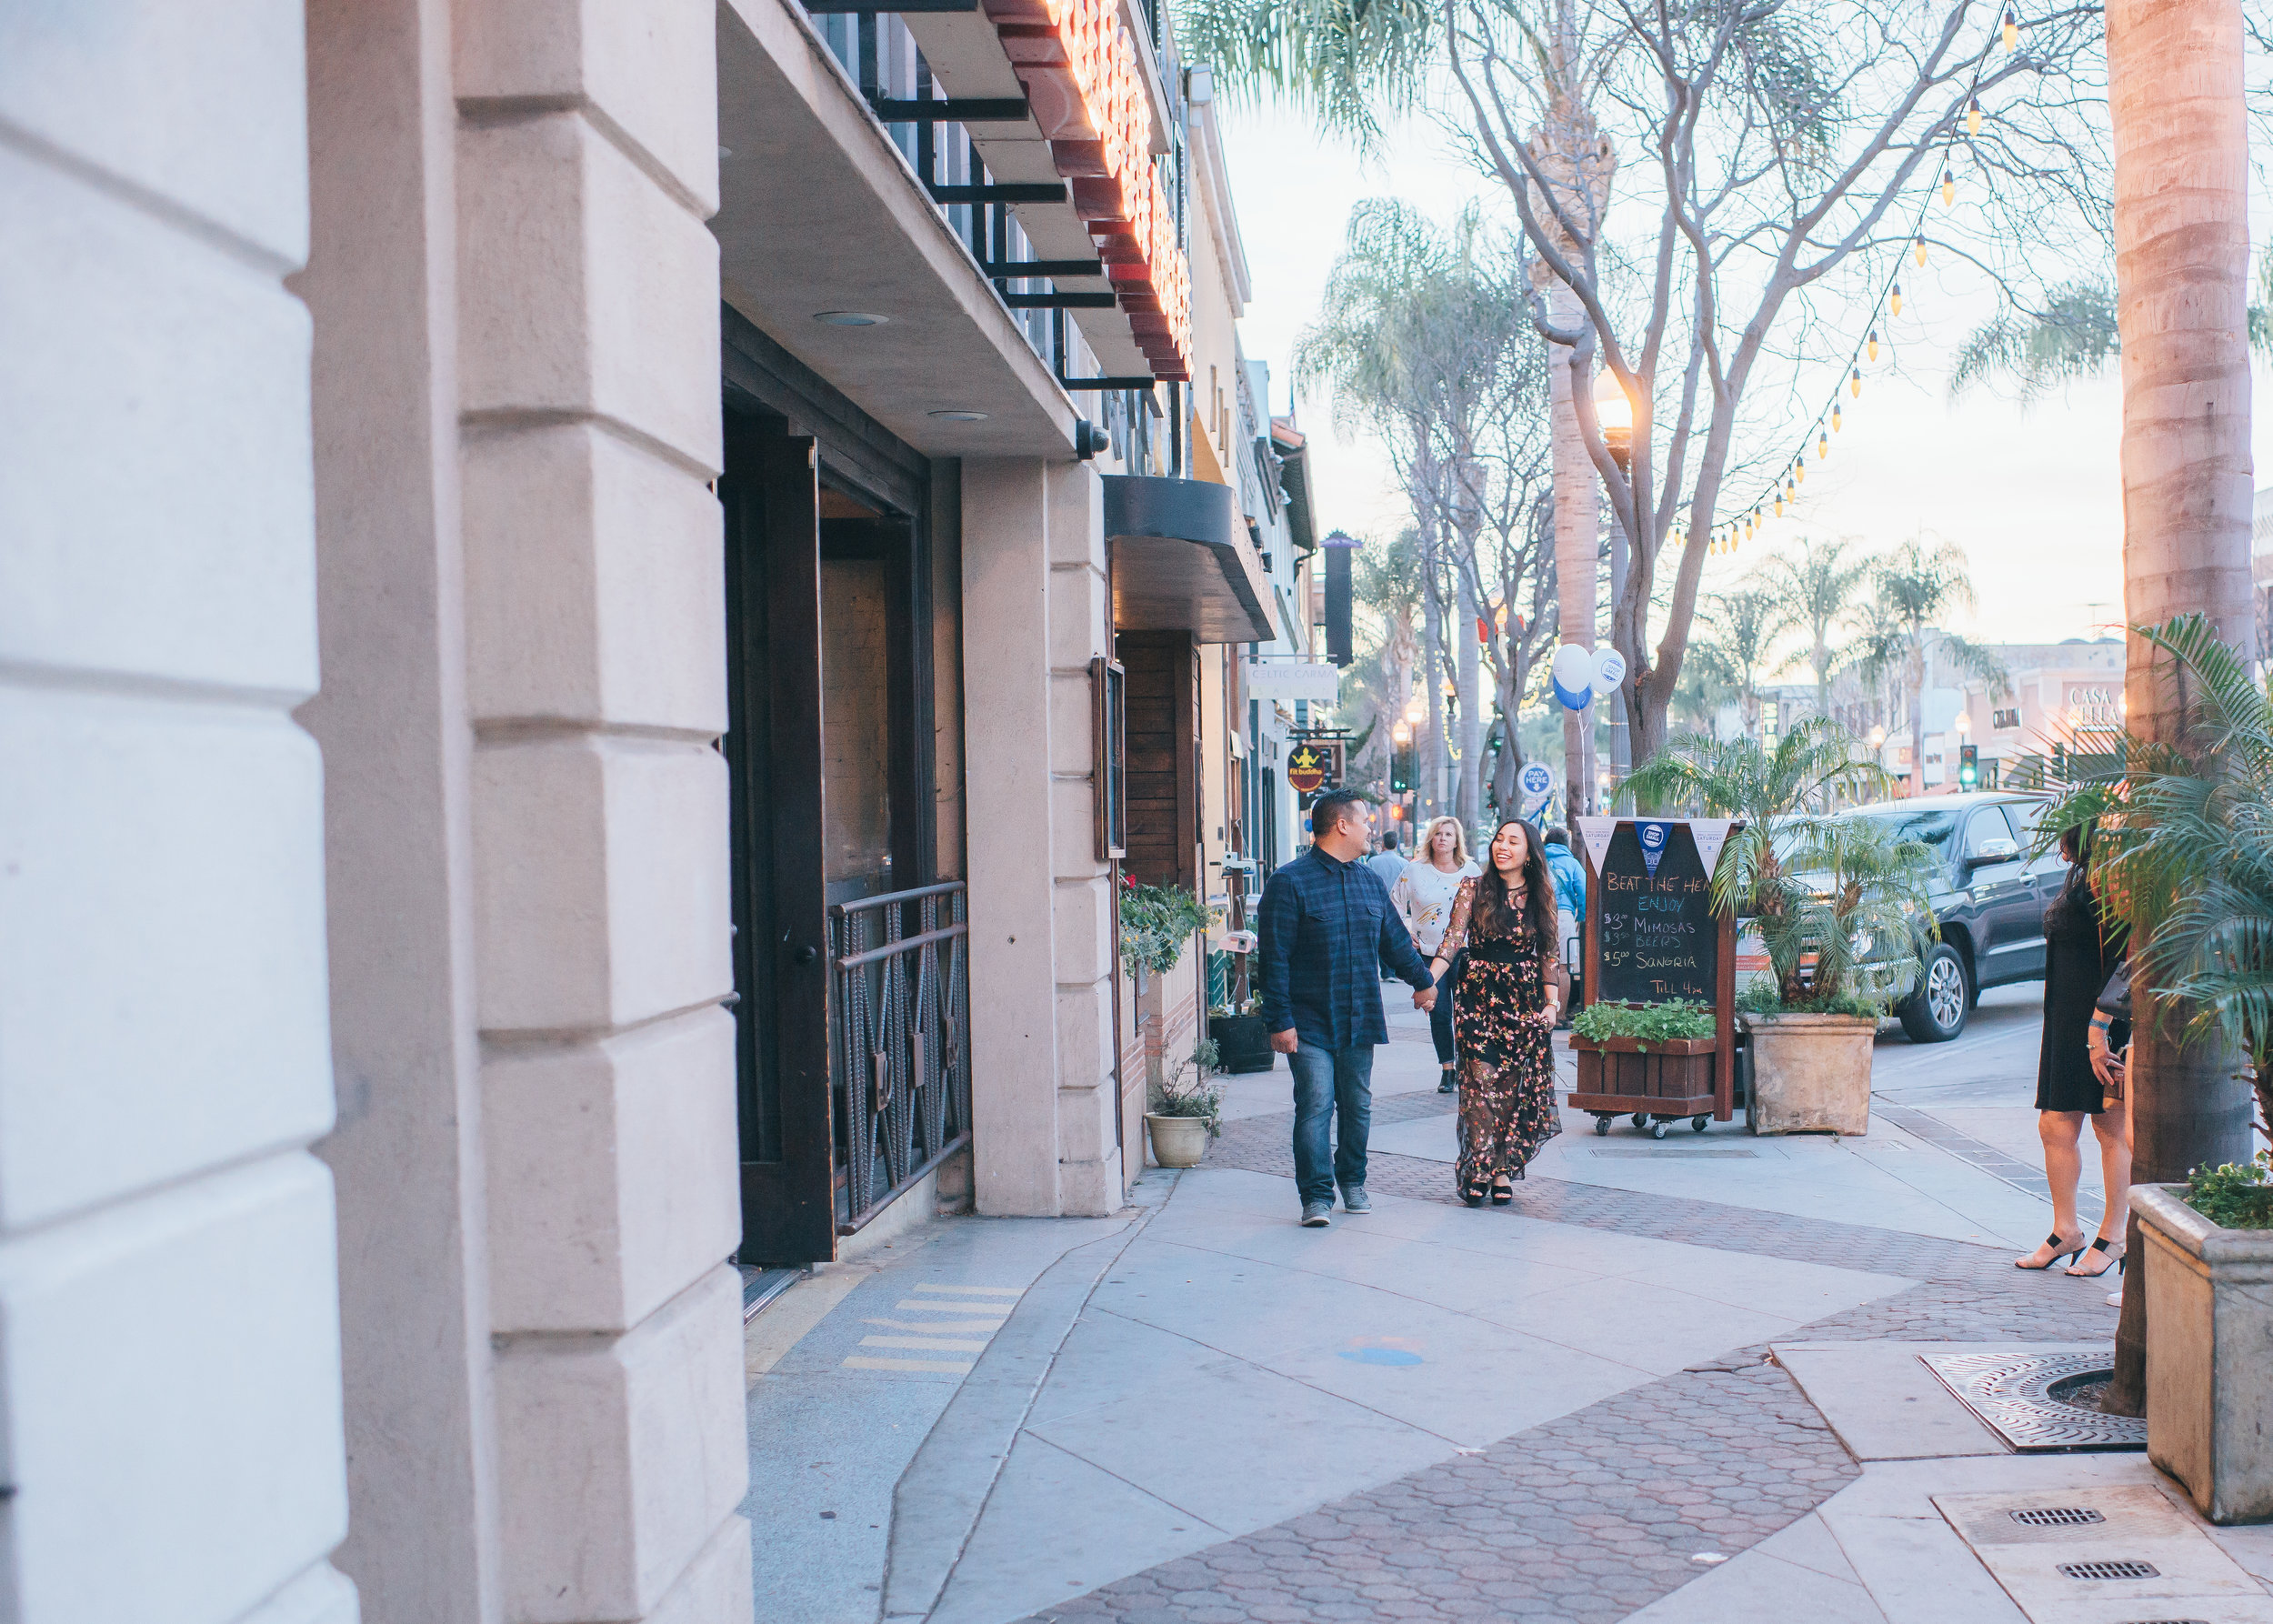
left=3, top=2, right=1320, bottom=1620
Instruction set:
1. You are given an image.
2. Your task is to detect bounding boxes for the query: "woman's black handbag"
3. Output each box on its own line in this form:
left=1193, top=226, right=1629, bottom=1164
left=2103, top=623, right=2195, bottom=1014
left=2095, top=960, right=2131, bottom=1022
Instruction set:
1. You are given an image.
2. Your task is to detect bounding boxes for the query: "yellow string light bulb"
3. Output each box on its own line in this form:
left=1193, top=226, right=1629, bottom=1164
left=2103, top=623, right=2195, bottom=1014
left=1850, top=366, right=1863, bottom=398
left=1867, top=328, right=1879, bottom=362
left=1832, top=403, right=1843, bottom=431
left=1817, top=429, right=1829, bottom=459
left=1968, top=98, right=1983, bottom=136
left=2003, top=8, right=2018, bottom=52
left=1796, top=458, right=1806, bottom=485
left=1891, top=282, right=1903, bottom=316
left=1914, top=235, right=1928, bottom=267
left=1941, top=168, right=1956, bottom=207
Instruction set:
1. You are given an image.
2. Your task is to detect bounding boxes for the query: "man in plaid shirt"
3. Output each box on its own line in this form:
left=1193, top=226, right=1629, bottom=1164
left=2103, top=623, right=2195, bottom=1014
left=1258, top=788, right=1437, bottom=1227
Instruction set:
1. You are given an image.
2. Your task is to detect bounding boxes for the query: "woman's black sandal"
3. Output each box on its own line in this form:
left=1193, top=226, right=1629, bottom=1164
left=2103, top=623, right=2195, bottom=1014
left=1460, top=1180, right=1487, bottom=1208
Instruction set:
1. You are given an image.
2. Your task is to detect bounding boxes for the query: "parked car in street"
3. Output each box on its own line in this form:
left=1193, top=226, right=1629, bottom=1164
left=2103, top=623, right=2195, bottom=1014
left=1836, top=792, right=2063, bottom=1043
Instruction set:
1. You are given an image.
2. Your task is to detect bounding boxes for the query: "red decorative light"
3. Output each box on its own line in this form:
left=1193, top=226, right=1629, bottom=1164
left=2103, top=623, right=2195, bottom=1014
left=981, top=0, right=1192, bottom=376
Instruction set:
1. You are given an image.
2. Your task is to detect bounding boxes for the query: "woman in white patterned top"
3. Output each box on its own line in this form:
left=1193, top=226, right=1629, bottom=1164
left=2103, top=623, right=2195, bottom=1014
left=1392, top=817, right=1481, bottom=1092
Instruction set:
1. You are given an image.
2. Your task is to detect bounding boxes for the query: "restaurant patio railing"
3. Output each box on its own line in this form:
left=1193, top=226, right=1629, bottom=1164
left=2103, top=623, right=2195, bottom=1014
left=828, top=879, right=972, bottom=1233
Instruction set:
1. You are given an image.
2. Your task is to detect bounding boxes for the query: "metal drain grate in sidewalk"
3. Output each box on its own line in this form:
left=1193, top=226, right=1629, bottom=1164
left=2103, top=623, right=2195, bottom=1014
left=2057, top=1559, right=2160, bottom=1580
left=1919, top=1350, right=2146, bottom=1451
left=1934, top=1487, right=2273, bottom=1621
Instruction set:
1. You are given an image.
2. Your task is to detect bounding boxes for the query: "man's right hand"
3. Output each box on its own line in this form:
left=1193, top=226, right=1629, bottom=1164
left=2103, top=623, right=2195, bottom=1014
left=1269, top=1028, right=1299, bottom=1054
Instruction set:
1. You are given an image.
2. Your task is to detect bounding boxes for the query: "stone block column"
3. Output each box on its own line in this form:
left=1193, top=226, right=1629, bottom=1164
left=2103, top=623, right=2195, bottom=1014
left=1046, top=466, right=1121, bottom=1215
left=452, top=4, right=749, bottom=1621
left=962, top=460, right=1065, bottom=1215
left=0, top=7, right=356, bottom=1623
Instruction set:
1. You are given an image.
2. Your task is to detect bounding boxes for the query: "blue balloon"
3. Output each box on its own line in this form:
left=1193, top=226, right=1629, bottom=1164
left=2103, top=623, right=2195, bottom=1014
left=1552, top=677, right=1593, bottom=712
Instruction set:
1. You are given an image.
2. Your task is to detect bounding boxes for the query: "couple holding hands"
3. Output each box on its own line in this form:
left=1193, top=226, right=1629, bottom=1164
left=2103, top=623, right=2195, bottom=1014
left=1257, top=788, right=1565, bottom=1227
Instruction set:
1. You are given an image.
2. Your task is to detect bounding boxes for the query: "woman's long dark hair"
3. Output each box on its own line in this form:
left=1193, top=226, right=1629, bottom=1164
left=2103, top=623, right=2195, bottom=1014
left=1475, top=818, right=1558, bottom=945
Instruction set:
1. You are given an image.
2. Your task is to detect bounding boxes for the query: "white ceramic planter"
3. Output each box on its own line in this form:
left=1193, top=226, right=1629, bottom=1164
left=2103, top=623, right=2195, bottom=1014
left=1740, top=1012, right=1877, bottom=1135
left=2132, top=1182, right=2273, bottom=1524
left=1146, top=1113, right=1210, bottom=1168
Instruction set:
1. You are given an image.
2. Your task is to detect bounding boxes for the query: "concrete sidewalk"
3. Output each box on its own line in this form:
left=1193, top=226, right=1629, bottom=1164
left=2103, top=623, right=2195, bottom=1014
left=741, top=984, right=2267, bottom=1623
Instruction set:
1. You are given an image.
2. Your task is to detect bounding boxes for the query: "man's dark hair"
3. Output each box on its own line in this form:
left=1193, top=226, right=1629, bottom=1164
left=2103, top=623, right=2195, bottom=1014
left=1546, top=826, right=1570, bottom=847
left=1380, top=826, right=1401, bottom=853
left=1308, top=788, right=1366, bottom=837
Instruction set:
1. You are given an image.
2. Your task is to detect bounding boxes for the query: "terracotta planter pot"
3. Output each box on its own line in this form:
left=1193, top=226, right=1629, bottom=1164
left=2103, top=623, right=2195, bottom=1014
left=1740, top=1012, right=1876, bottom=1135
left=1145, top=1113, right=1211, bottom=1168
left=2131, top=1183, right=2273, bottom=1524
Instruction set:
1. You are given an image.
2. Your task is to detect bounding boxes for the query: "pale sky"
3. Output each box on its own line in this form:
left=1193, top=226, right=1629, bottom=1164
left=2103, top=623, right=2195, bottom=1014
left=1216, top=103, right=2273, bottom=650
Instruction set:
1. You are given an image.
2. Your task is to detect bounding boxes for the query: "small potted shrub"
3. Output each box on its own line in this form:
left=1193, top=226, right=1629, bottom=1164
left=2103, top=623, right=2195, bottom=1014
left=2130, top=1155, right=2273, bottom=1523
left=1568, top=1000, right=1717, bottom=1135
left=1207, top=997, right=1274, bottom=1074
left=1145, top=1041, right=1223, bottom=1169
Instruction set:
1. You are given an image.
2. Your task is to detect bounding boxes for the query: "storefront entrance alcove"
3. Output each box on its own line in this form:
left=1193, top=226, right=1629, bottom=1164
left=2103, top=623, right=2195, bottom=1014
left=720, top=316, right=970, bottom=1264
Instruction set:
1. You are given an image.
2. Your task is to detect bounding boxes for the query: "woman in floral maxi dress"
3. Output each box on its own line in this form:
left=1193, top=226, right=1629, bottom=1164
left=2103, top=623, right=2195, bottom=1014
left=1427, top=820, right=1563, bottom=1205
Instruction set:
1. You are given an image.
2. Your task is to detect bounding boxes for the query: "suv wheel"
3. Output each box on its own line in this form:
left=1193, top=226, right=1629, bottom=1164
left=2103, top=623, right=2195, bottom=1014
left=1899, top=944, right=1971, bottom=1043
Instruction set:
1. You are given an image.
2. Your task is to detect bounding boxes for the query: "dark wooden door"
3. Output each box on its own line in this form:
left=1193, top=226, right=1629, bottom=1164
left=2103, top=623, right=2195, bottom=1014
left=722, top=416, right=836, bottom=1263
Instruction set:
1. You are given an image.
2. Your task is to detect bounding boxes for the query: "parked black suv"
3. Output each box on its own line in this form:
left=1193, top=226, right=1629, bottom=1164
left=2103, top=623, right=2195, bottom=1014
left=1837, top=792, right=2064, bottom=1043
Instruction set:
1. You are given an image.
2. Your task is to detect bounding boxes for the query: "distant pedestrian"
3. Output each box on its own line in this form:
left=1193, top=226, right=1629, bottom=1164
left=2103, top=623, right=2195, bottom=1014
left=2018, top=824, right=2131, bottom=1277
left=1431, top=819, right=1563, bottom=1206
left=1258, top=788, right=1437, bottom=1228
left=1391, top=816, right=1480, bottom=1092
left=1367, top=826, right=1407, bottom=980
left=1543, top=825, right=1587, bottom=1022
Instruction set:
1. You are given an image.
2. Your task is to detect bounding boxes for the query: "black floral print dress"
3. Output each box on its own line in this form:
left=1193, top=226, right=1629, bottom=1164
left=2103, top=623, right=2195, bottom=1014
left=1439, top=877, right=1560, bottom=1189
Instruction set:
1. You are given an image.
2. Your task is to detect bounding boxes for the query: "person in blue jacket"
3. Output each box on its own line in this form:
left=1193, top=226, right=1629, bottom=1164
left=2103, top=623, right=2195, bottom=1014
left=1543, top=827, right=1586, bottom=1023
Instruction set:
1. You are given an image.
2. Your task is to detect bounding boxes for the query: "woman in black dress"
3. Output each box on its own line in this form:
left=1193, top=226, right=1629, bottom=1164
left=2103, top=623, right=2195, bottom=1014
left=2017, top=825, right=2130, bottom=1277
left=1428, top=819, right=1563, bottom=1206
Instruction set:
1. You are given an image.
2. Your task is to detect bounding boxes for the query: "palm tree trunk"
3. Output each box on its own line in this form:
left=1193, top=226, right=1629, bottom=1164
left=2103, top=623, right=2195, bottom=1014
left=1457, top=568, right=1483, bottom=826
left=1544, top=307, right=1597, bottom=817
left=2102, top=0, right=2256, bottom=1418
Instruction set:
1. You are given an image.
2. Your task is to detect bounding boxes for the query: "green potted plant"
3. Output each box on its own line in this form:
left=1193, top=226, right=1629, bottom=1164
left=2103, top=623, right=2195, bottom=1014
left=1119, top=877, right=1210, bottom=992
left=1568, top=1000, right=1717, bottom=1137
left=1145, top=1041, right=1224, bottom=1168
left=1207, top=997, right=1274, bottom=1073
left=1627, top=720, right=1936, bottom=1136
left=2035, top=617, right=2273, bottom=1521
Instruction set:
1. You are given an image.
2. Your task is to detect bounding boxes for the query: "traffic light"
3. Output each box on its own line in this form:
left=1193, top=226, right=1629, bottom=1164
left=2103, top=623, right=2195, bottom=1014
left=1958, top=744, right=1978, bottom=791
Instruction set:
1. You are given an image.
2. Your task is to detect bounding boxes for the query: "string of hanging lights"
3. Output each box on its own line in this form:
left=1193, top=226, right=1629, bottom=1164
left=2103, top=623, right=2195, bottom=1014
left=1691, top=12, right=2016, bottom=560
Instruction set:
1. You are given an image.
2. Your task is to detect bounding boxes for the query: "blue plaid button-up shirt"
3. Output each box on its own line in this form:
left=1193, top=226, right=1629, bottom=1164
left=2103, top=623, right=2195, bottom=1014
left=1257, top=847, right=1435, bottom=1050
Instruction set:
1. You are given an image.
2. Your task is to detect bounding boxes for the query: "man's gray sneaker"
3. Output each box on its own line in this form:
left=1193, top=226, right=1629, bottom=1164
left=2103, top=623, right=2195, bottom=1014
left=1340, top=1186, right=1370, bottom=1213
left=1299, top=1200, right=1333, bottom=1227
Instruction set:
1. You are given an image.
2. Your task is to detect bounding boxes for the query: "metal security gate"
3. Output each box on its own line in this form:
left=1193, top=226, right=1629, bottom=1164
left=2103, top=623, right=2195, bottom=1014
left=829, top=882, right=972, bottom=1231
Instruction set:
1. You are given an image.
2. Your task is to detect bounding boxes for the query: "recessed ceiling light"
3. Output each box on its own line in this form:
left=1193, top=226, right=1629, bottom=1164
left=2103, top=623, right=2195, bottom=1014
left=928, top=409, right=988, bottom=421
left=814, top=310, right=887, bottom=326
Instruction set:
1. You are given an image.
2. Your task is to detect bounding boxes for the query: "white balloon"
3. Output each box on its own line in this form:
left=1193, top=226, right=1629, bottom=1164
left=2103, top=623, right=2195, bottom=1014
left=1592, top=647, right=1627, bottom=696
left=1551, top=643, right=1595, bottom=695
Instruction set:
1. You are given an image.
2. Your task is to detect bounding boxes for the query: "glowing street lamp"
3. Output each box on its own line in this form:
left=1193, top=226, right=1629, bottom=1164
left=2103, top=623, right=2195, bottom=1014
left=1391, top=720, right=1411, bottom=745
left=1593, top=371, right=1635, bottom=473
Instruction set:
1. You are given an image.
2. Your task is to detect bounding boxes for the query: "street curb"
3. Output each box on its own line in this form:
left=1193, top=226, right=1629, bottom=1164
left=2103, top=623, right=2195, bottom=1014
left=879, top=1181, right=1167, bottom=1621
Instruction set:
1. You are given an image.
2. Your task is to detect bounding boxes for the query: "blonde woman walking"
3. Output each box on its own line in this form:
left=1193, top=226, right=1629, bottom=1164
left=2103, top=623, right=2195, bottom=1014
left=1392, top=816, right=1480, bottom=1093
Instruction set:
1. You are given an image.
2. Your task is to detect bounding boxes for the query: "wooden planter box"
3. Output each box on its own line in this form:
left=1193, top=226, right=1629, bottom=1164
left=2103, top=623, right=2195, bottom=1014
left=1568, top=1034, right=1719, bottom=1135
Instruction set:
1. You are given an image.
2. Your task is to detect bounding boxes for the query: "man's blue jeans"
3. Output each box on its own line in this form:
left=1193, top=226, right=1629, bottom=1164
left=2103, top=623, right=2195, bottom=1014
left=1288, top=1042, right=1376, bottom=1206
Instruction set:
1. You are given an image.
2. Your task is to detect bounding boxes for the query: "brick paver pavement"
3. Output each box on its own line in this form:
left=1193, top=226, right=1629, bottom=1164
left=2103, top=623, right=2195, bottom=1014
left=1011, top=1096, right=2116, bottom=1624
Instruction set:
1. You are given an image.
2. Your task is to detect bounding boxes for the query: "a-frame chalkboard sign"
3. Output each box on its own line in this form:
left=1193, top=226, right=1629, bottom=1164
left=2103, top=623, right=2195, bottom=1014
left=1570, top=818, right=1738, bottom=1137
